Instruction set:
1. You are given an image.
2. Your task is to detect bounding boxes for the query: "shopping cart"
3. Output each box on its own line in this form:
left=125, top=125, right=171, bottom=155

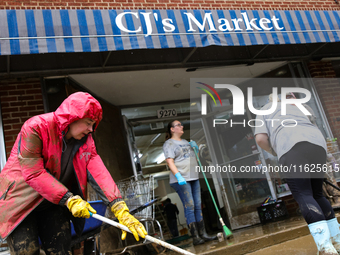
left=116, top=175, right=164, bottom=242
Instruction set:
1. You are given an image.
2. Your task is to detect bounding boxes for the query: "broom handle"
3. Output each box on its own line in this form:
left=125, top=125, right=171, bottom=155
left=90, top=213, right=195, bottom=255
left=192, top=147, right=230, bottom=232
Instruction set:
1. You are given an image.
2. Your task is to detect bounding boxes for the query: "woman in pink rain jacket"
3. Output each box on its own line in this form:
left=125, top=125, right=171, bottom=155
left=0, top=92, right=146, bottom=254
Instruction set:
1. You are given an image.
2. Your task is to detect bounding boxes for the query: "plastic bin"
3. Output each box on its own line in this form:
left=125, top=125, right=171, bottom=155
left=71, top=200, right=107, bottom=236
left=257, top=200, right=289, bottom=224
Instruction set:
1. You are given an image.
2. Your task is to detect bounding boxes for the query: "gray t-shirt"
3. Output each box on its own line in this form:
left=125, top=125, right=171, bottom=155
left=163, top=139, right=199, bottom=184
left=254, top=103, right=326, bottom=159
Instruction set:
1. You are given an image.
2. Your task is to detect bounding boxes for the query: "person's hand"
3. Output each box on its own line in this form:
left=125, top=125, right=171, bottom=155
left=175, top=172, right=187, bottom=185
left=111, top=201, right=147, bottom=241
left=66, top=195, right=97, bottom=218
left=189, top=140, right=199, bottom=152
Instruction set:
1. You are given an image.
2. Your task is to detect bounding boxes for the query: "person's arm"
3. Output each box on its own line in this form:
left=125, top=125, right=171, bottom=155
left=254, top=112, right=277, bottom=157
left=86, top=136, right=122, bottom=207
left=255, top=133, right=277, bottom=156
left=86, top=137, right=147, bottom=241
left=18, top=120, right=70, bottom=205
left=304, top=104, right=317, bottom=126
left=166, top=158, right=187, bottom=185
left=166, top=158, right=179, bottom=176
left=19, top=120, right=97, bottom=219
left=163, top=141, right=186, bottom=185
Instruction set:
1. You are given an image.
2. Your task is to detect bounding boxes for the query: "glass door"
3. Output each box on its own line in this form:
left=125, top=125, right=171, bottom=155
left=198, top=105, right=273, bottom=229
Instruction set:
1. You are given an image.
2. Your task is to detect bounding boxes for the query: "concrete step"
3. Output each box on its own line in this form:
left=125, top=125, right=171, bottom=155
left=198, top=223, right=310, bottom=255
left=166, top=213, right=340, bottom=255
left=245, top=234, right=317, bottom=255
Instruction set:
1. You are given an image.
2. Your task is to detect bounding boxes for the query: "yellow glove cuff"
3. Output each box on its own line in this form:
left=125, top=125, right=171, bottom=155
left=111, top=201, right=129, bottom=217
left=66, top=195, right=82, bottom=210
left=66, top=195, right=97, bottom=218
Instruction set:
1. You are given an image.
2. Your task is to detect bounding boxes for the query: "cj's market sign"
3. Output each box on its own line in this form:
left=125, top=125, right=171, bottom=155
left=1, top=9, right=339, bottom=55
left=116, top=11, right=284, bottom=36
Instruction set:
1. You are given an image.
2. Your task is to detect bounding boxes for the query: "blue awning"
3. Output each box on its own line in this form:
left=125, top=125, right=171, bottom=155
left=0, top=9, right=340, bottom=55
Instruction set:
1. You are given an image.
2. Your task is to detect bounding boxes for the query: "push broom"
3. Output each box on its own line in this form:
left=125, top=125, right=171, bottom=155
left=192, top=145, right=233, bottom=238
left=89, top=212, right=195, bottom=255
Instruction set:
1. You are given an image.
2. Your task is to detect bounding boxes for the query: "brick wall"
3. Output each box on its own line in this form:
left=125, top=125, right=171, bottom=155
left=0, top=0, right=340, bottom=10
left=0, top=78, right=44, bottom=158
left=307, top=61, right=340, bottom=141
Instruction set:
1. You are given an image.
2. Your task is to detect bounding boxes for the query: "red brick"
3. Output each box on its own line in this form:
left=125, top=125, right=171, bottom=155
left=4, top=130, right=21, bottom=136
left=26, top=100, right=43, bottom=106
left=0, top=96, right=17, bottom=102
left=12, top=112, right=28, bottom=118
left=3, top=118, right=20, bottom=124
left=0, top=85, right=16, bottom=91
left=20, top=105, right=39, bottom=112
left=2, top=113, right=10, bottom=119
left=12, top=124, right=24, bottom=130
left=25, top=89, right=42, bottom=94
left=18, top=95, right=35, bottom=101
left=16, top=84, right=34, bottom=90
left=2, top=107, right=19, bottom=113
left=20, top=117, right=31, bottom=123
left=10, top=101, right=27, bottom=107
left=8, top=90, right=26, bottom=96
left=5, top=141, right=15, bottom=148
left=1, top=102, right=10, bottom=108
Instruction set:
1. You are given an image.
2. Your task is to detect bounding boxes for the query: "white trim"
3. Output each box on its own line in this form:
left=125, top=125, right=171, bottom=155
left=1, top=29, right=339, bottom=40
left=0, top=103, right=6, bottom=171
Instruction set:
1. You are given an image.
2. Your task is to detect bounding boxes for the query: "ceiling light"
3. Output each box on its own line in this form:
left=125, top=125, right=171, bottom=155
left=275, top=70, right=287, bottom=76
left=174, top=83, right=181, bottom=88
left=46, top=86, right=60, bottom=94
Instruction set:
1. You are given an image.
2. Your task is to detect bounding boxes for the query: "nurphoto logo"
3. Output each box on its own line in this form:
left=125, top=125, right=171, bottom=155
left=198, top=83, right=312, bottom=128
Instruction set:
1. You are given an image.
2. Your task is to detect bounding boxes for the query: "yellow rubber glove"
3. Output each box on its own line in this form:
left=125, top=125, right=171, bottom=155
left=67, top=195, right=97, bottom=219
left=111, top=201, right=148, bottom=241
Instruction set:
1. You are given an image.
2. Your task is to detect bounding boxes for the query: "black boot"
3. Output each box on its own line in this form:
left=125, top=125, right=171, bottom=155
left=189, top=222, right=205, bottom=246
left=197, top=220, right=218, bottom=241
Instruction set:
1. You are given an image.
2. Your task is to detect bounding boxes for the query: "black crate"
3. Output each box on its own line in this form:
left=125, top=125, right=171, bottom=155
left=257, top=201, right=289, bottom=224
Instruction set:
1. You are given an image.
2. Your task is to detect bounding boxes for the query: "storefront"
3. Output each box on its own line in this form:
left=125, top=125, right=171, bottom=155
left=1, top=6, right=340, bottom=231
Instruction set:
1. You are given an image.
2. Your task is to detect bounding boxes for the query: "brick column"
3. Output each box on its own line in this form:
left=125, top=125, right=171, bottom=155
left=307, top=61, right=340, bottom=140
left=0, top=78, right=44, bottom=158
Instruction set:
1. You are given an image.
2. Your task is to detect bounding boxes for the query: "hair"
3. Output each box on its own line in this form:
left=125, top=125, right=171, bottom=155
left=165, top=198, right=171, bottom=203
left=165, top=120, right=177, bottom=141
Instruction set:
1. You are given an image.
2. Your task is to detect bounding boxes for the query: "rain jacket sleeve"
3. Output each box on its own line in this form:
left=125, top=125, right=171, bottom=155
left=18, top=121, right=69, bottom=205
left=86, top=139, right=122, bottom=207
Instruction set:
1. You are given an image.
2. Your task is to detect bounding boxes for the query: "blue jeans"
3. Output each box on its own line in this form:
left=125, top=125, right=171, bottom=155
left=170, top=179, right=203, bottom=225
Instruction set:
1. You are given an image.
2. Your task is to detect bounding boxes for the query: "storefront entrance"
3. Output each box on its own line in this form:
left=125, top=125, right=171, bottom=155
left=197, top=107, right=273, bottom=229
left=115, top=61, right=334, bottom=230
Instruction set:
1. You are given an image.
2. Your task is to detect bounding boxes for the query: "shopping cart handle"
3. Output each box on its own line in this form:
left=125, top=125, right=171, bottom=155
left=88, top=199, right=158, bottom=219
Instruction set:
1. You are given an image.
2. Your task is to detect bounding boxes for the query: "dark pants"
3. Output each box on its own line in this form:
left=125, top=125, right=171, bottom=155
left=167, top=219, right=179, bottom=237
left=279, top=142, right=335, bottom=224
left=7, top=204, right=72, bottom=255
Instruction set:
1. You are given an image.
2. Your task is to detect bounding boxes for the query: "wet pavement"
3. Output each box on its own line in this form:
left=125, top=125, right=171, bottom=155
left=165, top=213, right=340, bottom=255
left=246, top=234, right=317, bottom=255
left=0, top=213, right=337, bottom=255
